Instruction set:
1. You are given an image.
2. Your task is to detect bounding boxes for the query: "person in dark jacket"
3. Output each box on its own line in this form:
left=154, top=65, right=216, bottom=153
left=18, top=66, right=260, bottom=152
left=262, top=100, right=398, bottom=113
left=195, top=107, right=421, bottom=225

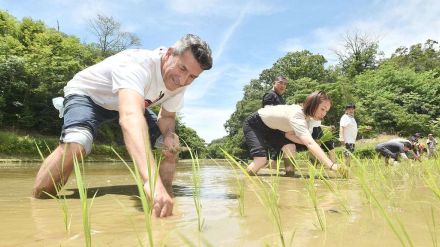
left=375, top=139, right=412, bottom=165
left=262, top=75, right=287, bottom=107
left=261, top=76, right=289, bottom=172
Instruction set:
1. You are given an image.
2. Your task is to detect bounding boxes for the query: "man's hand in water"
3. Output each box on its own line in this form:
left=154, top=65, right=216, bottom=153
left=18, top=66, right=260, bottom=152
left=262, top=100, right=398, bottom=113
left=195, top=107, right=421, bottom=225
left=144, top=181, right=173, bottom=217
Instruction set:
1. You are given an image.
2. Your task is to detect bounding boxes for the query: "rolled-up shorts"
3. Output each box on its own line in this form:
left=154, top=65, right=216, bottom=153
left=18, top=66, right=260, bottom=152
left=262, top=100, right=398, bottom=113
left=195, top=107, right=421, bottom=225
left=344, top=143, right=355, bottom=157
left=60, top=94, right=161, bottom=155
left=243, top=112, right=293, bottom=158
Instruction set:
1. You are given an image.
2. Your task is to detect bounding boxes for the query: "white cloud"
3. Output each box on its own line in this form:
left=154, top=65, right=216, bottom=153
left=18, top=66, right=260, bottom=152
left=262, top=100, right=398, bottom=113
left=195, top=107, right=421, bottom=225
left=163, top=0, right=278, bottom=17
left=280, top=37, right=305, bottom=53
left=184, top=63, right=261, bottom=101
left=182, top=63, right=263, bottom=142
left=180, top=107, right=234, bottom=143
left=213, top=0, right=256, bottom=62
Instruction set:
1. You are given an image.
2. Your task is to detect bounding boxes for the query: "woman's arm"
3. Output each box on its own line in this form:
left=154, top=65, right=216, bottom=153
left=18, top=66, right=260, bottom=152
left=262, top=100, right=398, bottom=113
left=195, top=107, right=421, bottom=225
left=298, top=134, right=337, bottom=171
left=285, top=131, right=303, bottom=144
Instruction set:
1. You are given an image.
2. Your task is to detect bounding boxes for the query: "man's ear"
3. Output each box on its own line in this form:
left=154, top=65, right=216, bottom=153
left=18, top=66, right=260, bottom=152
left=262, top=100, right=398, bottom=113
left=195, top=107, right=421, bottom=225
left=165, top=47, right=174, bottom=57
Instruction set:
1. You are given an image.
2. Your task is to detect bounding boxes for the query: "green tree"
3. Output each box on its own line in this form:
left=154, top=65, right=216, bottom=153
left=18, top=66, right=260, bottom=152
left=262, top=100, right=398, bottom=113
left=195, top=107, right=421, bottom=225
left=387, top=39, right=440, bottom=75
left=334, top=31, right=380, bottom=78
left=354, top=64, right=440, bottom=135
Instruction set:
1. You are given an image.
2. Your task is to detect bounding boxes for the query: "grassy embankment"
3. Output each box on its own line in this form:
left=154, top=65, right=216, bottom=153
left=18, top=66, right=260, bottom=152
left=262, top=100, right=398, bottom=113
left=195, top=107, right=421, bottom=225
left=0, top=130, right=128, bottom=162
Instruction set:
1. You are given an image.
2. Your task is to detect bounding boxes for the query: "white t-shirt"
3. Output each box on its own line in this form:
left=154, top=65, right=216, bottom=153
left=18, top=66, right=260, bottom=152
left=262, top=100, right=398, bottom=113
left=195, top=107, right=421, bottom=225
left=64, top=47, right=186, bottom=112
left=340, top=114, right=358, bottom=143
left=257, top=104, right=313, bottom=138
left=308, top=119, right=321, bottom=134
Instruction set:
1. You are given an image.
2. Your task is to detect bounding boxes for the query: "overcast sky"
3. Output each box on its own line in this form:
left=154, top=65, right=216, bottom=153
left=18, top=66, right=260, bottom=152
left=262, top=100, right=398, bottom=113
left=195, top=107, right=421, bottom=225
left=1, top=0, right=439, bottom=142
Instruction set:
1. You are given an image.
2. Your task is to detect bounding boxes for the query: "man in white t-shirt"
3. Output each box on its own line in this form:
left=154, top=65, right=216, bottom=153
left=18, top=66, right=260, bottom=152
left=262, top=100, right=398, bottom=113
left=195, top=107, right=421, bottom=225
left=339, top=103, right=358, bottom=166
left=33, top=34, right=213, bottom=218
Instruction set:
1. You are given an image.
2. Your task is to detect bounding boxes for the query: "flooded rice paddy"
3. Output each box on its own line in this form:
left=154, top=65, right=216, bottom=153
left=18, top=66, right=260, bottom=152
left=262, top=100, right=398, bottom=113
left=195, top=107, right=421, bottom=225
left=0, top=159, right=439, bottom=246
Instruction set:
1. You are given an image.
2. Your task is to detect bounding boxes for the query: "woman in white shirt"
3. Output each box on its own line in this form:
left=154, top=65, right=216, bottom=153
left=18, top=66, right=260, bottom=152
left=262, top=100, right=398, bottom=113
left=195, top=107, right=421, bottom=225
left=243, top=91, right=343, bottom=176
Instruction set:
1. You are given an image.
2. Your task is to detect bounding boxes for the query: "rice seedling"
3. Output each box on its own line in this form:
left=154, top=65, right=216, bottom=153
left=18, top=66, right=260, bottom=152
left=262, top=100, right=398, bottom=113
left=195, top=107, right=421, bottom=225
left=222, top=157, right=246, bottom=216
left=318, top=171, right=351, bottom=215
left=355, top=160, right=414, bottom=247
left=178, top=232, right=214, bottom=247
left=221, top=149, right=290, bottom=247
left=428, top=205, right=438, bottom=247
left=112, top=147, right=159, bottom=247
left=112, top=198, right=145, bottom=247
left=423, top=161, right=440, bottom=201
left=305, top=164, right=326, bottom=231
left=73, top=153, right=98, bottom=247
left=209, top=155, right=246, bottom=216
left=187, top=146, right=205, bottom=232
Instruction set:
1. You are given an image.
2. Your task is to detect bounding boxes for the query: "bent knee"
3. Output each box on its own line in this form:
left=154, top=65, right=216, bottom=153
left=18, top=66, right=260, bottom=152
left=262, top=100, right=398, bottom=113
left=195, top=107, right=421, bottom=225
left=282, top=144, right=296, bottom=156
left=32, top=183, right=55, bottom=199
left=61, top=127, right=93, bottom=155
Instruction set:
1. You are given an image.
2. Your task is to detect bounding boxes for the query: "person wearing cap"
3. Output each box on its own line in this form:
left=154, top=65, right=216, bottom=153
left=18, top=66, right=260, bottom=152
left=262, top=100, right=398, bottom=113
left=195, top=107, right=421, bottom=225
left=426, top=133, right=437, bottom=158
left=243, top=91, right=347, bottom=176
left=339, top=103, right=358, bottom=166
left=375, top=139, right=412, bottom=165
left=261, top=76, right=289, bottom=171
left=32, top=34, right=213, bottom=218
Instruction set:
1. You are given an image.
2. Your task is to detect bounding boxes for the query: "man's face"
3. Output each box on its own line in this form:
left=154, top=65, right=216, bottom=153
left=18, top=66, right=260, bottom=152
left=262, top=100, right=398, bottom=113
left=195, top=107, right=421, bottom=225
left=273, top=79, right=287, bottom=95
left=161, top=49, right=203, bottom=91
left=313, top=100, right=331, bottom=120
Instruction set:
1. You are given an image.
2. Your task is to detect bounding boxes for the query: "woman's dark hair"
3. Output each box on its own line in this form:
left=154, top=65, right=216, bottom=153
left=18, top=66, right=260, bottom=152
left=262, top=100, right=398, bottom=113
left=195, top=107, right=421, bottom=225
left=302, top=91, right=332, bottom=117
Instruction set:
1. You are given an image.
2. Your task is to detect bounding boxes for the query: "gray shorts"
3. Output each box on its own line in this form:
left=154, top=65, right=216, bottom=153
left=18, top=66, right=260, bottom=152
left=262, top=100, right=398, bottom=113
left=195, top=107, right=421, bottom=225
left=60, top=94, right=161, bottom=154
left=344, top=143, right=355, bottom=157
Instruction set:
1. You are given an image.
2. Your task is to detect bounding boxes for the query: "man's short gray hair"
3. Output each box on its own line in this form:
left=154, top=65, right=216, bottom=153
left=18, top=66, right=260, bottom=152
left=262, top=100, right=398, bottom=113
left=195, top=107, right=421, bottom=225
left=172, top=34, right=213, bottom=70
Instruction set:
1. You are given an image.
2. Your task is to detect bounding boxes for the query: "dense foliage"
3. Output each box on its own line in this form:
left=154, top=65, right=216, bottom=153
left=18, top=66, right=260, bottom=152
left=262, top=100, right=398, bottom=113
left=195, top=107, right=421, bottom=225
left=0, top=10, right=206, bottom=158
left=209, top=38, right=440, bottom=159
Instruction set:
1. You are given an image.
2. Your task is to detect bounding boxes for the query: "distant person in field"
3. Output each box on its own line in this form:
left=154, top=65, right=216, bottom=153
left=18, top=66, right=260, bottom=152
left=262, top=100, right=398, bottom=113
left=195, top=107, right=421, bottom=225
left=339, top=103, right=358, bottom=166
left=262, top=75, right=288, bottom=169
left=375, top=139, right=413, bottom=165
left=32, top=34, right=213, bottom=218
left=243, top=91, right=345, bottom=176
left=427, top=133, right=437, bottom=158
left=408, top=132, right=422, bottom=160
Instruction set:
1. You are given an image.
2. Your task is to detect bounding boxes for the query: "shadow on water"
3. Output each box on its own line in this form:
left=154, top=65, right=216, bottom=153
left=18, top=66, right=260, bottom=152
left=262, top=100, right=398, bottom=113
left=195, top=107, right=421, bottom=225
left=50, top=184, right=238, bottom=200
left=43, top=184, right=239, bottom=212
left=258, top=171, right=334, bottom=180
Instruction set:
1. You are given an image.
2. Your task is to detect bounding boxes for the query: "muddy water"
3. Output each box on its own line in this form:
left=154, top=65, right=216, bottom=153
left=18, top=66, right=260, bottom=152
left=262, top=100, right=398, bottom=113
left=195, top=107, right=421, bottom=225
left=0, top=161, right=438, bottom=246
